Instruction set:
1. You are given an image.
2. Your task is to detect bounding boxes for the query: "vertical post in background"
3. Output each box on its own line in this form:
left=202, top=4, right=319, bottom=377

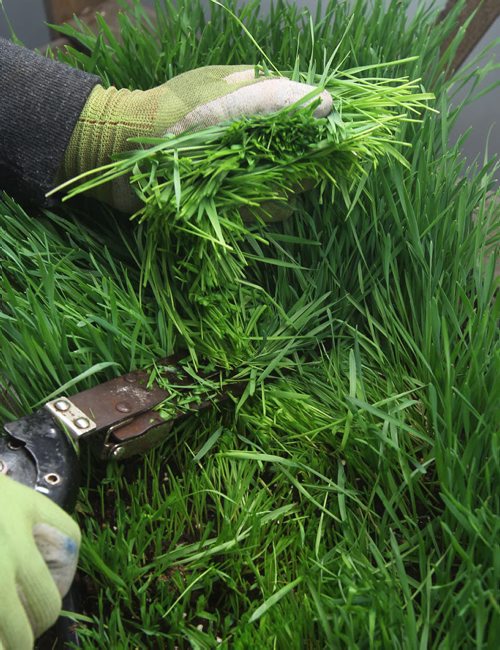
left=43, top=0, right=104, bottom=38
left=41, top=0, right=154, bottom=53
left=439, top=0, right=500, bottom=75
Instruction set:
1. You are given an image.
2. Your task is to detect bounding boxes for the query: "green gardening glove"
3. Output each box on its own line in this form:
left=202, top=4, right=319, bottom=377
left=0, top=474, right=80, bottom=650
left=60, top=65, right=333, bottom=212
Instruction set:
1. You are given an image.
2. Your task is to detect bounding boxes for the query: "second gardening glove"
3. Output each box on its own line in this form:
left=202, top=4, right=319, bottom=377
left=60, top=65, right=332, bottom=212
left=0, top=474, right=80, bottom=650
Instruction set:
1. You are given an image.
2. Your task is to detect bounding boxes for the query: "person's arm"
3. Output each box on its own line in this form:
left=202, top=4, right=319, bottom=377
left=0, top=39, right=331, bottom=211
left=0, top=38, right=100, bottom=206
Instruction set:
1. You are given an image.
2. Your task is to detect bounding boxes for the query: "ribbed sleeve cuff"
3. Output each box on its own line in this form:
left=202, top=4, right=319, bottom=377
left=0, top=38, right=100, bottom=205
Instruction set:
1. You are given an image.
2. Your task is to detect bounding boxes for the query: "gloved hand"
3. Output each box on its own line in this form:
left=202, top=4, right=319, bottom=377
left=0, top=474, right=80, bottom=650
left=61, top=65, right=332, bottom=212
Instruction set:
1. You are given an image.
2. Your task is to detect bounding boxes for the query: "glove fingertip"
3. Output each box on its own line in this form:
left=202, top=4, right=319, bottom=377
left=314, top=89, right=333, bottom=117
left=33, top=523, right=80, bottom=596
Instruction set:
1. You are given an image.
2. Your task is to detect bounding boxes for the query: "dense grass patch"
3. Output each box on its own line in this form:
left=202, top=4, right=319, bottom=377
left=1, top=0, right=498, bottom=647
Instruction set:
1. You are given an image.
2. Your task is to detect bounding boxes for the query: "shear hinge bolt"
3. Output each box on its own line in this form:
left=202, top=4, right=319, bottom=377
left=74, top=417, right=91, bottom=430
left=116, top=401, right=131, bottom=413
left=54, top=399, right=70, bottom=412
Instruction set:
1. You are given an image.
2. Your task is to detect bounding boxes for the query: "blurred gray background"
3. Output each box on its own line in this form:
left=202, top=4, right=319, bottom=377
left=1, top=0, right=498, bottom=166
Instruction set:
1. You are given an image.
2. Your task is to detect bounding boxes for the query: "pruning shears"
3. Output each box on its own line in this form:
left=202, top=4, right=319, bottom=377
left=0, top=354, right=242, bottom=648
left=0, top=354, right=241, bottom=509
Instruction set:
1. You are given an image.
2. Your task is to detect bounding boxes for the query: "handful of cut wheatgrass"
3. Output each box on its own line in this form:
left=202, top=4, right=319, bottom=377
left=52, top=63, right=432, bottom=352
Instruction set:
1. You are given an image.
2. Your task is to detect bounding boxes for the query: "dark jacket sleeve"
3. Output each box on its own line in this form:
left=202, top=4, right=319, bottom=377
left=0, top=38, right=100, bottom=205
